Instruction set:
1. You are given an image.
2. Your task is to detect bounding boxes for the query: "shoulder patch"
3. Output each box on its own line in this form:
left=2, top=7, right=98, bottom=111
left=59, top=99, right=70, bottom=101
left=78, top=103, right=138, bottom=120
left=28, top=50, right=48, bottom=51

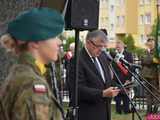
left=33, top=84, right=48, bottom=93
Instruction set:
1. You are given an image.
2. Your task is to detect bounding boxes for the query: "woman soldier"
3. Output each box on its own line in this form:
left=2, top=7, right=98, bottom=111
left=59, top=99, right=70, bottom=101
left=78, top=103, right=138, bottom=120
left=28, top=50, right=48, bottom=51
left=0, top=8, right=65, bottom=120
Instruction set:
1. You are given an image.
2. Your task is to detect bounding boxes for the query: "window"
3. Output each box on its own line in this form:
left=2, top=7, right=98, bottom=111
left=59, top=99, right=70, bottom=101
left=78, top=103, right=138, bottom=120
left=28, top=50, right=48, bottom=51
left=120, top=0, right=125, bottom=6
left=140, top=0, right=144, bottom=6
left=105, top=17, right=108, bottom=23
left=109, top=37, right=114, bottom=41
left=140, top=34, right=147, bottom=44
left=105, top=0, right=108, bottom=3
left=140, top=15, right=144, bottom=25
left=111, top=24, right=114, bottom=31
left=140, top=34, right=146, bottom=43
left=117, top=16, right=120, bottom=26
left=117, top=16, right=125, bottom=26
left=120, top=16, right=125, bottom=25
left=145, top=13, right=151, bottom=24
left=117, top=0, right=120, bottom=6
left=145, top=0, right=151, bottom=5
left=110, top=5, right=114, bottom=12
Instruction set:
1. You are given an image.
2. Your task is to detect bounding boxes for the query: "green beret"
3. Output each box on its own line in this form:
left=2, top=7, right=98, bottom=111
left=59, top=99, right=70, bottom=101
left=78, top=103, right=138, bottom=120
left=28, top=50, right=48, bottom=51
left=7, top=8, right=64, bottom=41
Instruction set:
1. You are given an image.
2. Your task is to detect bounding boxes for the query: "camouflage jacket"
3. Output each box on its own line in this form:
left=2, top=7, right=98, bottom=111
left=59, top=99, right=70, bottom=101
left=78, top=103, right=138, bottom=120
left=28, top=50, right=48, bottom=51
left=141, top=49, right=159, bottom=79
left=0, top=52, right=64, bottom=120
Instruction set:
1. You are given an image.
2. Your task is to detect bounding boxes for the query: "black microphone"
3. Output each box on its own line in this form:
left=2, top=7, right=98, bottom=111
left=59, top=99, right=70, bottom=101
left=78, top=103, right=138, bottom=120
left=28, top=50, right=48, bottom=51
left=101, top=48, right=113, bottom=62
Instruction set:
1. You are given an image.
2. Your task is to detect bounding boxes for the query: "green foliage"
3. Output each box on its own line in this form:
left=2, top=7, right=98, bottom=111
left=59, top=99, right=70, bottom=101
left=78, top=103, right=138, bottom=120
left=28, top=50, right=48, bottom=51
left=122, top=34, right=135, bottom=52
left=134, top=47, right=146, bottom=57
left=121, top=34, right=145, bottom=57
left=63, top=37, right=75, bottom=51
left=150, top=18, right=160, bottom=58
left=150, top=19, right=157, bottom=37
left=108, top=48, right=116, bottom=53
left=63, top=37, right=84, bottom=52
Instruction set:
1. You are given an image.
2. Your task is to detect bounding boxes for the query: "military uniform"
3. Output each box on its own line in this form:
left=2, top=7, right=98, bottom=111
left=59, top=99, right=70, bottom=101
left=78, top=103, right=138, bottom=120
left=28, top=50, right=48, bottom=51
left=141, top=49, right=159, bottom=113
left=0, top=52, right=64, bottom=120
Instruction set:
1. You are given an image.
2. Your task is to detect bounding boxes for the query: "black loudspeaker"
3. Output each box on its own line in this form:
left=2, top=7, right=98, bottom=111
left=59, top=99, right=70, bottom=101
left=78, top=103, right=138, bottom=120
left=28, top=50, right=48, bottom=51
left=65, top=0, right=100, bottom=30
left=42, top=0, right=99, bottom=30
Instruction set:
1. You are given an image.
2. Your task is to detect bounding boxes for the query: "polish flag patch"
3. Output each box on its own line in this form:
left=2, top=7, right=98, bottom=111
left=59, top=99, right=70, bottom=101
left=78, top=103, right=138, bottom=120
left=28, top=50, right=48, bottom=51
left=33, top=84, right=47, bottom=93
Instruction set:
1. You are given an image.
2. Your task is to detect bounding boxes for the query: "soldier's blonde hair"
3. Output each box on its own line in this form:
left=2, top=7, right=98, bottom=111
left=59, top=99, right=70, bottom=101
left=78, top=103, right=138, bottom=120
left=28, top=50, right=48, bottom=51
left=0, top=33, right=28, bottom=54
left=0, top=34, right=16, bottom=53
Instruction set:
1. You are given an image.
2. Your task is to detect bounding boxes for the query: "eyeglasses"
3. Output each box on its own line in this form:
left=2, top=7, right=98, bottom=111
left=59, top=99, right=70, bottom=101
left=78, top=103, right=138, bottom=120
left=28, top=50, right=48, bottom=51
left=90, top=40, right=105, bottom=49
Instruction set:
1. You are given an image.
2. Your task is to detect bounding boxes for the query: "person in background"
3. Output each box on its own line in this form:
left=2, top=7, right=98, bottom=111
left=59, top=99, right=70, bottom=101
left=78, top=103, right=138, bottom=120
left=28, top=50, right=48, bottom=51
left=68, top=30, right=120, bottom=120
left=64, top=42, right=76, bottom=120
left=141, top=37, right=160, bottom=114
left=0, top=8, right=65, bottom=120
left=113, top=40, right=133, bottom=114
left=64, top=42, right=75, bottom=67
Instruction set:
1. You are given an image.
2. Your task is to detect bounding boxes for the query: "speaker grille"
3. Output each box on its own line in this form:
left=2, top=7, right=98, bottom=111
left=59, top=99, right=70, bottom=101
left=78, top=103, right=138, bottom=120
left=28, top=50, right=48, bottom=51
left=65, top=0, right=99, bottom=30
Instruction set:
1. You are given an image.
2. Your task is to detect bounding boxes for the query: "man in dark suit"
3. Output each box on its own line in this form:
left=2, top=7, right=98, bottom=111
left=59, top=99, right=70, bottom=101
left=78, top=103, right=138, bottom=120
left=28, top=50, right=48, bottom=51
left=67, top=30, right=120, bottom=120
left=113, top=40, right=133, bottom=114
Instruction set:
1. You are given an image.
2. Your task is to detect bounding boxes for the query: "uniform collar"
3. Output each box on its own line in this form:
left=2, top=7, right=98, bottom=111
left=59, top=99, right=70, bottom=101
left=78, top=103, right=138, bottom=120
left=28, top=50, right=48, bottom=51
left=18, top=52, right=46, bottom=76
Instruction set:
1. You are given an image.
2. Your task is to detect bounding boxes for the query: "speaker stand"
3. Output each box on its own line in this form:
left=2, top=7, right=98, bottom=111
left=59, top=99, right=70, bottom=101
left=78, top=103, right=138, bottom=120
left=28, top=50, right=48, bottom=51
left=73, top=29, right=80, bottom=120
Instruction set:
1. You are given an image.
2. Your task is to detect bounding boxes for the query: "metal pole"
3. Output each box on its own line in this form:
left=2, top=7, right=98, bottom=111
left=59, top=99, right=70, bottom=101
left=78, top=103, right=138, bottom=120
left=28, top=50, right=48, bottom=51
left=73, top=29, right=80, bottom=120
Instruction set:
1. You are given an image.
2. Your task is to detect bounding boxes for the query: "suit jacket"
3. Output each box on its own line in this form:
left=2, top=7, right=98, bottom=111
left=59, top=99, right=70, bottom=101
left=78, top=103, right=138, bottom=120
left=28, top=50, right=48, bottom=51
left=77, top=48, right=112, bottom=120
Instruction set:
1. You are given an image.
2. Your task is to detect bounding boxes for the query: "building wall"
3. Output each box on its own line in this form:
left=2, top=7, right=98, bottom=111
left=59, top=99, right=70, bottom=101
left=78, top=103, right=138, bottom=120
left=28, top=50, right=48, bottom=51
left=108, top=0, right=116, bottom=41
left=115, top=0, right=138, bottom=35
left=135, top=0, right=157, bottom=47
left=64, top=0, right=158, bottom=49
left=99, top=0, right=108, bottom=29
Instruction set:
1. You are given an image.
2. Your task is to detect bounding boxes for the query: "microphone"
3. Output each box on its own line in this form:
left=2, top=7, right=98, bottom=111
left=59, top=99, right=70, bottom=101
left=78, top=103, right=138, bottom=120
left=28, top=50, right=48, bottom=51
left=111, top=51, right=141, bottom=69
left=101, top=48, right=113, bottom=62
left=116, top=62, right=128, bottom=75
left=102, top=49, right=128, bottom=75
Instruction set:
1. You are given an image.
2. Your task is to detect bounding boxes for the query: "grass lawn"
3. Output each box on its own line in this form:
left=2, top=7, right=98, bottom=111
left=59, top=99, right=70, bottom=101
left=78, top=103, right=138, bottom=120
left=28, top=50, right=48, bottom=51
left=111, top=104, right=146, bottom=120
left=63, top=103, right=146, bottom=120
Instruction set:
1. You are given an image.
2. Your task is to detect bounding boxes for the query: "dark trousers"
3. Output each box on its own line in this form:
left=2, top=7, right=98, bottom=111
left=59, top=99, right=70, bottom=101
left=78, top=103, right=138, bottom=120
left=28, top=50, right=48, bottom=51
left=115, top=93, right=130, bottom=113
left=145, top=78, right=159, bottom=113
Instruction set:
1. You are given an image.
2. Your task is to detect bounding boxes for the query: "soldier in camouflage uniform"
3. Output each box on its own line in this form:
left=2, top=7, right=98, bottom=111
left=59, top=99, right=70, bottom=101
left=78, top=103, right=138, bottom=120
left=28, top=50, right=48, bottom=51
left=141, top=37, right=160, bottom=113
left=0, top=8, right=65, bottom=120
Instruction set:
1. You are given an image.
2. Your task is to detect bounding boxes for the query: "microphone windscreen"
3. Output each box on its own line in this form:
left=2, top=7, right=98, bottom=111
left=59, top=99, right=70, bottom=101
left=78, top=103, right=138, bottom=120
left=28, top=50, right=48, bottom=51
left=117, top=62, right=128, bottom=76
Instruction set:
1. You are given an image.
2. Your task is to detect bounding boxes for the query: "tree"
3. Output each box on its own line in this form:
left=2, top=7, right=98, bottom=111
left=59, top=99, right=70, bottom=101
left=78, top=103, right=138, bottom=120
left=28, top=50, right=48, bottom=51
left=150, top=18, right=160, bottom=58
left=122, top=34, right=136, bottom=52
left=122, top=34, right=145, bottom=57
left=63, top=37, right=83, bottom=52
left=150, top=19, right=157, bottom=38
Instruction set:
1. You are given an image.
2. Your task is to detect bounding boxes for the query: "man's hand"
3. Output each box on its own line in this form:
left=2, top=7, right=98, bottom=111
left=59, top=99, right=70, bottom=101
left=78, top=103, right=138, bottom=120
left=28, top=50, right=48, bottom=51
left=124, top=80, right=130, bottom=85
left=102, top=87, right=120, bottom=97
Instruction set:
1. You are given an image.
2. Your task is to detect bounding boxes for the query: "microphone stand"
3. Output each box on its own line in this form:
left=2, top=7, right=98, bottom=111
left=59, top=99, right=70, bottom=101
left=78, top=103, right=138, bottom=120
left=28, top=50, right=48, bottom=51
left=123, top=65, right=160, bottom=104
left=134, top=71, right=160, bottom=96
left=121, top=64, right=160, bottom=119
left=109, top=63, right=143, bottom=120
